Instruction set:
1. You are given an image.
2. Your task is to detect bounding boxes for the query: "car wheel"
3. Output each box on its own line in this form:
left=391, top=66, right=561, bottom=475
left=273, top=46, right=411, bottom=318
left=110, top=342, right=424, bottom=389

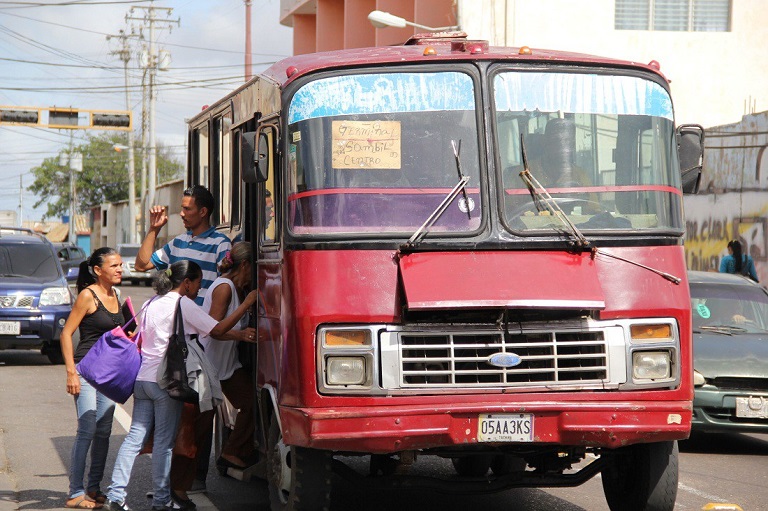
left=44, top=341, right=65, bottom=365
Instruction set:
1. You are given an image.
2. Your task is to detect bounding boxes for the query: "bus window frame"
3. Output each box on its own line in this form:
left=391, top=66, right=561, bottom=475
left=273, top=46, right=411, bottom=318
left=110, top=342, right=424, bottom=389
left=279, top=64, right=487, bottom=242
left=259, top=120, right=279, bottom=251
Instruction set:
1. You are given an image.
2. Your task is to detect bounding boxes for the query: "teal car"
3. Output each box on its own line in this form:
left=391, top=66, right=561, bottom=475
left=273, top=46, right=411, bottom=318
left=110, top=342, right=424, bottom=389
left=689, top=270, right=768, bottom=433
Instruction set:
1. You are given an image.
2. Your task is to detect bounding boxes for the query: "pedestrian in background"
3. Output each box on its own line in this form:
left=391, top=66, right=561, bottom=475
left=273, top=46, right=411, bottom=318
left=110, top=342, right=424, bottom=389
left=719, top=239, right=759, bottom=282
left=60, top=247, right=125, bottom=509
left=104, top=260, right=256, bottom=511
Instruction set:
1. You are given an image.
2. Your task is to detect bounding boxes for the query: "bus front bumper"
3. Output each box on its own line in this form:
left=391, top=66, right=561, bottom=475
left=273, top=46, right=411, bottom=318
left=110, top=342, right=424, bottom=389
left=280, top=400, right=692, bottom=454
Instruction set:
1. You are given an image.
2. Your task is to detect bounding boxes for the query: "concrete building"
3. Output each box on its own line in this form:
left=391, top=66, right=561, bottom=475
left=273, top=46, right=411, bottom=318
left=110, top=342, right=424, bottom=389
left=280, top=0, right=765, bottom=129
left=685, top=111, right=768, bottom=281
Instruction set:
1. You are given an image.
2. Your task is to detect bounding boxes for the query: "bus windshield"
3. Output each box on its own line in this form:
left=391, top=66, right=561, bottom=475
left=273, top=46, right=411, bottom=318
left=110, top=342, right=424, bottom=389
left=493, top=70, right=683, bottom=234
left=286, top=71, right=482, bottom=237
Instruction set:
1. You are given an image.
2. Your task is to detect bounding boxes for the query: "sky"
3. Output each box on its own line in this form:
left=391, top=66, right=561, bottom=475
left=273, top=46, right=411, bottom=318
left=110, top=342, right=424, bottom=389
left=0, top=0, right=293, bottom=222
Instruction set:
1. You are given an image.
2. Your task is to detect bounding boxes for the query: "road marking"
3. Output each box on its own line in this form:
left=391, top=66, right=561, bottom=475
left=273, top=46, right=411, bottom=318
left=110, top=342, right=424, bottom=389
left=114, top=403, right=219, bottom=510
left=677, top=482, right=731, bottom=504
left=114, top=403, right=132, bottom=432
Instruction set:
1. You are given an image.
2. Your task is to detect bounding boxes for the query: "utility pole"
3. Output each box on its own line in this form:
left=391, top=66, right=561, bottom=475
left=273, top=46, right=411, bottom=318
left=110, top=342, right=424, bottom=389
left=18, top=175, right=23, bottom=227
left=127, top=1, right=179, bottom=228
left=245, top=0, right=253, bottom=81
left=141, top=67, right=149, bottom=236
left=62, top=131, right=83, bottom=244
left=107, top=29, right=138, bottom=243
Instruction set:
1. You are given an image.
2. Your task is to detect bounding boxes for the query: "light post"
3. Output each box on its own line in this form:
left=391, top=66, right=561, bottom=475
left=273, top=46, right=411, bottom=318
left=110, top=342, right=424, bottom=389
left=367, top=10, right=459, bottom=31
left=113, top=143, right=137, bottom=243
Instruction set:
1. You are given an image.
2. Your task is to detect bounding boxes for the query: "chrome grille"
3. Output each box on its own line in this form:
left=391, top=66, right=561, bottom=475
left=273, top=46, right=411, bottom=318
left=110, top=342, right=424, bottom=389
left=0, top=295, right=34, bottom=308
left=398, top=329, right=607, bottom=387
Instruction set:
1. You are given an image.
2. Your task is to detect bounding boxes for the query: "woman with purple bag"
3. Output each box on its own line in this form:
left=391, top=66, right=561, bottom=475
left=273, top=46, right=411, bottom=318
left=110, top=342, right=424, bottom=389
left=104, top=260, right=256, bottom=511
left=60, top=247, right=125, bottom=509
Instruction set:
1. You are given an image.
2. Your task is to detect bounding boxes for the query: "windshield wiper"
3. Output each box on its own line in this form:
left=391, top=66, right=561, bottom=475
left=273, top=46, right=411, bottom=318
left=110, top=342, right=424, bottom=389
left=402, top=175, right=469, bottom=250
left=0, top=273, right=26, bottom=278
left=518, top=134, right=590, bottom=249
left=401, top=140, right=471, bottom=250
left=697, top=325, right=748, bottom=335
left=517, top=133, right=682, bottom=285
left=451, top=139, right=472, bottom=220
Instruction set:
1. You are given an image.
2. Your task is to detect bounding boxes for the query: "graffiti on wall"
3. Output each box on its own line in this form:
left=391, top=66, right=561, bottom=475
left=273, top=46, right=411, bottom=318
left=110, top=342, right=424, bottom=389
left=685, top=214, right=767, bottom=279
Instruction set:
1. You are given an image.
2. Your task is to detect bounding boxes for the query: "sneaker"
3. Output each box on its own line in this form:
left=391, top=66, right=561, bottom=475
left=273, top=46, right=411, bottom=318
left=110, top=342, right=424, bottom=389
left=104, top=500, right=131, bottom=511
left=186, top=480, right=206, bottom=495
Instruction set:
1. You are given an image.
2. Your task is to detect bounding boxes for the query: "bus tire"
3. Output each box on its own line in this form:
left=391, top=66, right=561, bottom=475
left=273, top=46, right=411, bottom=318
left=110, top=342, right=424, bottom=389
left=601, top=440, right=678, bottom=511
left=267, top=414, right=332, bottom=511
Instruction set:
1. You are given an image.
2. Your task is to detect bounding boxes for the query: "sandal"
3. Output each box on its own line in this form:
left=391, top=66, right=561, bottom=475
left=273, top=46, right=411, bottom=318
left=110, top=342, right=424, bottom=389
left=87, top=491, right=107, bottom=504
left=65, top=495, right=103, bottom=509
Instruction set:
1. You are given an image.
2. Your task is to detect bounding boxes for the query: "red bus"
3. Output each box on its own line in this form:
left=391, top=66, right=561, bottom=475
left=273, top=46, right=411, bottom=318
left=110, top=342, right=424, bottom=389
left=186, top=33, right=703, bottom=511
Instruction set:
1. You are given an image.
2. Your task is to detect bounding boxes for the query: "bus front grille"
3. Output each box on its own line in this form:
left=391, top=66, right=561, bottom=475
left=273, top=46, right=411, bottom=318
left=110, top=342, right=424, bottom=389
left=397, top=330, right=607, bottom=388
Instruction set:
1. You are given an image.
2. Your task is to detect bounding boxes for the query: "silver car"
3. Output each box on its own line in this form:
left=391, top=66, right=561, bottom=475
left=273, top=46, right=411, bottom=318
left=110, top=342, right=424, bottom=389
left=117, top=243, right=154, bottom=285
left=689, top=270, right=768, bottom=433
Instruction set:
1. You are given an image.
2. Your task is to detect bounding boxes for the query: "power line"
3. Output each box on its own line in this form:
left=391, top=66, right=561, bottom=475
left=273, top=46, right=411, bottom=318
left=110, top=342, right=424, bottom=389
left=0, top=1, right=153, bottom=8
left=0, top=9, right=289, bottom=57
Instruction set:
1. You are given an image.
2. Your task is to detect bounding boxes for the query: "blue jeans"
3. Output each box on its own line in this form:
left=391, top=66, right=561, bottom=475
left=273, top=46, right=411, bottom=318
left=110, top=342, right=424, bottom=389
left=107, top=380, right=182, bottom=508
left=69, top=375, right=115, bottom=499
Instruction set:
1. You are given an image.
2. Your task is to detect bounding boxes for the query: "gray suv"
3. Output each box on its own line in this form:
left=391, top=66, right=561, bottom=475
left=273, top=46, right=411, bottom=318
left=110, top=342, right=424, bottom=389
left=0, top=227, right=73, bottom=364
left=53, top=242, right=87, bottom=281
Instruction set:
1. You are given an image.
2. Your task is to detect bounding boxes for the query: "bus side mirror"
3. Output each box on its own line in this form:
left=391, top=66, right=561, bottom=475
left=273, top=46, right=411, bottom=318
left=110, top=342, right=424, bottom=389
left=677, top=124, right=704, bottom=195
left=241, top=130, right=272, bottom=183
left=241, top=131, right=262, bottom=183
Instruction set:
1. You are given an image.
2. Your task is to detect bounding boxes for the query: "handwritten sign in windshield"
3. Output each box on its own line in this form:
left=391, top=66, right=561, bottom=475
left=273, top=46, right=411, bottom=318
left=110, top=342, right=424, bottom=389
left=332, top=120, right=401, bottom=169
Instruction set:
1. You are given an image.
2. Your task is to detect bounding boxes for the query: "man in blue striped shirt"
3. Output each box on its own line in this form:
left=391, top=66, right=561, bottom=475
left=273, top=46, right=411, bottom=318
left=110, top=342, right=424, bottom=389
left=134, top=185, right=231, bottom=306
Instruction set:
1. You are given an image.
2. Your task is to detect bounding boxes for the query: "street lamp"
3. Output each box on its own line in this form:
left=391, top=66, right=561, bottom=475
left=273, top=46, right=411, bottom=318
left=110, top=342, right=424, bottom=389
left=367, top=10, right=459, bottom=31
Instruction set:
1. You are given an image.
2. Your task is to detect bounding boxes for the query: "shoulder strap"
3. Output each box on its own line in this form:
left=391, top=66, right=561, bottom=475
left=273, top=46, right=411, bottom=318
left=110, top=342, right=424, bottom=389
left=174, top=297, right=186, bottom=340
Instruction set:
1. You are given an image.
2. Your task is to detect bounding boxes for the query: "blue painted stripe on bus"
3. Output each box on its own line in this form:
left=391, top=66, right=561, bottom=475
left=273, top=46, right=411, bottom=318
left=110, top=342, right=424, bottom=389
left=288, top=72, right=476, bottom=124
left=493, top=73, right=673, bottom=120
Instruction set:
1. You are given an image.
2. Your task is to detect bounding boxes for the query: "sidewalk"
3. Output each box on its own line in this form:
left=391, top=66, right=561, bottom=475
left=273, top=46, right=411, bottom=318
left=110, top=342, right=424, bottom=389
left=0, top=429, right=17, bottom=511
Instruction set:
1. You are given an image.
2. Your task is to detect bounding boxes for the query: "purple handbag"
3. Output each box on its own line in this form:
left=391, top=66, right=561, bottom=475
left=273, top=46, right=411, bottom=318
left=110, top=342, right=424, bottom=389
left=76, top=297, right=146, bottom=404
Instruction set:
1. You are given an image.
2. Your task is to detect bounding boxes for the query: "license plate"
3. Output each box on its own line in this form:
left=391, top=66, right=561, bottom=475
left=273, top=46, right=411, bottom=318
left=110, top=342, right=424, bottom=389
left=0, top=321, right=20, bottom=335
left=736, top=396, right=768, bottom=418
left=477, top=413, right=533, bottom=442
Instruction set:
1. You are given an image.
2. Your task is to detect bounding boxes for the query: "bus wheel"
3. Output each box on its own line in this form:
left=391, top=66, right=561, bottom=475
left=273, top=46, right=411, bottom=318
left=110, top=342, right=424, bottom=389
left=267, top=415, right=332, bottom=510
left=601, top=440, right=678, bottom=511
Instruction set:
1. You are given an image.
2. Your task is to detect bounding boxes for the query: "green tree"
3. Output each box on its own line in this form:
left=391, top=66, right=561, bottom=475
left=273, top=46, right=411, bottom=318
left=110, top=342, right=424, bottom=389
left=28, top=132, right=183, bottom=219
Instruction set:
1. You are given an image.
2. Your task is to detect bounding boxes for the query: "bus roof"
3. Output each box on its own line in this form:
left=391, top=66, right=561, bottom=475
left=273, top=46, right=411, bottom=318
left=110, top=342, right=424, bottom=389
left=262, top=33, right=667, bottom=88
left=186, top=33, right=668, bottom=126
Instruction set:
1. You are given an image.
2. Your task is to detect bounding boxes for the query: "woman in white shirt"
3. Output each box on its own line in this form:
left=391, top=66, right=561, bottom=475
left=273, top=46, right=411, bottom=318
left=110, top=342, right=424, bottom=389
left=104, top=260, right=256, bottom=511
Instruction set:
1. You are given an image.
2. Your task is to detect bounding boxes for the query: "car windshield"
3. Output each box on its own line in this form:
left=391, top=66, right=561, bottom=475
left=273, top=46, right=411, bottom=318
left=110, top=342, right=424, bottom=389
left=286, top=71, right=482, bottom=237
left=492, top=70, right=683, bottom=235
left=119, top=246, right=140, bottom=257
left=690, top=283, right=768, bottom=333
left=0, top=244, right=60, bottom=280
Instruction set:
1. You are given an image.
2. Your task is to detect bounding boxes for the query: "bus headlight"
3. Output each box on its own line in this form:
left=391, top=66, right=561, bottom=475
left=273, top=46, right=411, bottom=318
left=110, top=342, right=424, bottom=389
left=693, top=370, right=706, bottom=386
left=318, top=327, right=376, bottom=392
left=632, top=351, right=671, bottom=380
left=326, top=357, right=367, bottom=385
